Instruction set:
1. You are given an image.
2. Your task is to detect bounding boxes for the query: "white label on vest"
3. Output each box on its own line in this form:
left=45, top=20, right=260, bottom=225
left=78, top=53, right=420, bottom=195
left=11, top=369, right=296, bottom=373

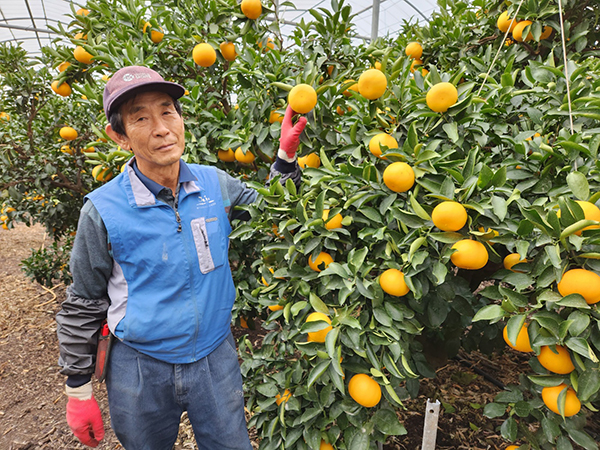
left=191, top=217, right=215, bottom=274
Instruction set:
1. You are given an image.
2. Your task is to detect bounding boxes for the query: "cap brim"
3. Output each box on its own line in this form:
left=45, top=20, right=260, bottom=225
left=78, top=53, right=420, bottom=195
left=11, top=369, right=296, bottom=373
left=106, top=81, right=185, bottom=118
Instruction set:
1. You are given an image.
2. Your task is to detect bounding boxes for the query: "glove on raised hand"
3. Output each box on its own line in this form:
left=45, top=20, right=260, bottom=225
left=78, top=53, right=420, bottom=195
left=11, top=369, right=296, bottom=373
left=65, top=382, right=105, bottom=447
left=278, top=105, right=308, bottom=161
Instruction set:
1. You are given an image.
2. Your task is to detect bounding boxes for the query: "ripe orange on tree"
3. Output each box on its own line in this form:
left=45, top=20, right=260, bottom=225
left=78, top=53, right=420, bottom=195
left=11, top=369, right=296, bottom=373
left=569, top=200, right=600, bottom=234
left=557, top=268, right=600, bottom=304
left=357, top=68, right=387, bottom=100
left=504, top=253, right=527, bottom=272
left=234, top=147, right=255, bottom=164
left=74, top=46, right=94, bottom=64
left=348, top=374, right=381, bottom=407
left=379, top=268, right=410, bottom=297
left=450, top=239, right=488, bottom=270
left=342, top=79, right=358, bottom=97
left=497, top=11, right=519, bottom=33
left=219, top=42, right=237, bottom=61
left=143, top=22, right=164, bottom=44
left=305, top=312, right=332, bottom=343
left=218, top=149, right=236, bottom=162
left=319, top=440, right=334, bottom=450
left=275, top=389, right=291, bottom=406
left=505, top=446, right=520, bottom=450
left=288, top=84, right=317, bottom=114
left=258, top=37, right=275, bottom=51
left=503, top=323, right=532, bottom=352
left=322, top=209, right=343, bottom=230
left=57, top=61, right=71, bottom=72
left=60, top=126, right=78, bottom=141
left=0, top=112, right=10, bottom=121
left=268, top=304, right=284, bottom=312
left=368, top=133, right=398, bottom=158
left=192, top=43, right=217, bottom=67
left=92, top=165, right=113, bottom=182
left=537, top=345, right=575, bottom=374
left=308, top=251, right=333, bottom=272
left=432, top=201, right=467, bottom=231
left=540, top=26, right=553, bottom=40
left=298, top=153, right=321, bottom=168
left=51, top=80, right=72, bottom=97
left=241, top=0, right=262, bottom=19
left=426, top=82, right=458, bottom=113
left=269, top=110, right=284, bottom=124
left=383, top=162, right=415, bottom=193
left=410, top=59, right=423, bottom=73
left=541, top=384, right=581, bottom=417
left=405, top=42, right=423, bottom=59
left=512, top=20, right=533, bottom=42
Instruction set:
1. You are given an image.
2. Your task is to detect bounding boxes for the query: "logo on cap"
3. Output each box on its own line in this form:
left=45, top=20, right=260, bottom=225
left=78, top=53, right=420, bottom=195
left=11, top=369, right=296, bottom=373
left=123, top=73, right=134, bottom=82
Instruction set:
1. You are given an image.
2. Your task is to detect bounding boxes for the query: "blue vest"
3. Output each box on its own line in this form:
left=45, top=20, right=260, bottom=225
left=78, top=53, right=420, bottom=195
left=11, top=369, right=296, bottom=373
left=86, top=161, right=235, bottom=363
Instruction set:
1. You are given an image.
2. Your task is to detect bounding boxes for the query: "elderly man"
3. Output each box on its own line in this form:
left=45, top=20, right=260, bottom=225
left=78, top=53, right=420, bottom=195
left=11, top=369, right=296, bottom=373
left=56, top=65, right=307, bottom=449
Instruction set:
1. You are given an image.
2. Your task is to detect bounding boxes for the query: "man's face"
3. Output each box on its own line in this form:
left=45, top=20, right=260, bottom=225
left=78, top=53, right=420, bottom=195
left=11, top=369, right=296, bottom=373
left=114, top=91, right=185, bottom=174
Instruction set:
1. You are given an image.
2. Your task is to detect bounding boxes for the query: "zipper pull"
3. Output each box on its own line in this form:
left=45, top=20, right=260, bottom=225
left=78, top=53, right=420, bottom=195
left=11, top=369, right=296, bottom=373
left=175, top=210, right=182, bottom=232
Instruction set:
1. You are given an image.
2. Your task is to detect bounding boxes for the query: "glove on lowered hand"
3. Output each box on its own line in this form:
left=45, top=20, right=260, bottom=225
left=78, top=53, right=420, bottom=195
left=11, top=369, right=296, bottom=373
left=65, top=382, right=105, bottom=447
left=278, top=105, right=308, bottom=161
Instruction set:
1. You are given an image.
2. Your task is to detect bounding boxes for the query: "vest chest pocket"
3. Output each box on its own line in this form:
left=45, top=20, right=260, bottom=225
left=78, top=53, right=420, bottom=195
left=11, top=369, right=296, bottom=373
left=191, top=217, right=227, bottom=274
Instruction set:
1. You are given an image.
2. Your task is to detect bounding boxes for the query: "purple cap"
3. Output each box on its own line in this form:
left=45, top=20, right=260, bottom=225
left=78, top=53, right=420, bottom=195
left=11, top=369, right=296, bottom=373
left=103, top=66, right=185, bottom=120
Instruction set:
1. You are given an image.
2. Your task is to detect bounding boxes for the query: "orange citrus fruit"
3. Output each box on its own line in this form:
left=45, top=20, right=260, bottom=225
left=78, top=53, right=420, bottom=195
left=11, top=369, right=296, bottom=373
left=512, top=20, right=533, bottom=42
left=540, top=26, right=553, bottom=40
left=60, top=126, right=78, bottom=141
left=143, top=22, right=164, bottom=43
left=308, top=252, right=333, bottom=272
left=239, top=317, right=249, bottom=328
left=537, top=345, right=575, bottom=374
left=275, top=389, right=291, bottom=406
left=383, top=162, right=415, bottom=193
left=234, top=147, right=255, bottom=164
left=288, top=84, right=317, bottom=114
left=192, top=43, right=217, bottom=67
left=57, top=61, right=71, bottom=72
left=342, top=80, right=358, bottom=97
left=306, top=312, right=332, bottom=343
left=505, top=446, right=520, bottom=450
left=219, top=42, right=237, bottom=61
left=241, top=0, right=262, bottom=19
left=503, top=323, right=532, bottom=352
left=405, top=42, right=423, bottom=59
left=358, top=68, right=387, bottom=100
left=92, top=165, right=113, bottom=182
left=269, top=110, right=284, bottom=124
left=322, top=209, right=343, bottom=230
left=451, top=240, right=488, bottom=270
left=497, top=11, right=519, bottom=33
left=348, top=374, right=381, bottom=407
left=572, top=200, right=600, bottom=234
left=268, top=304, right=284, bottom=312
left=320, top=441, right=334, bottom=450
left=557, top=268, right=600, bottom=304
left=379, top=269, right=410, bottom=297
left=298, top=153, right=321, bottom=168
left=432, top=201, right=468, bottom=231
left=218, top=148, right=236, bottom=162
left=369, top=133, right=398, bottom=158
left=60, top=145, right=73, bottom=155
left=426, top=82, right=458, bottom=113
left=504, top=253, right=527, bottom=272
left=76, top=8, right=90, bottom=16
left=51, top=80, right=72, bottom=97
left=410, top=59, right=423, bottom=73
left=258, top=37, right=275, bottom=51
left=541, top=384, right=581, bottom=417
left=74, top=46, right=93, bottom=64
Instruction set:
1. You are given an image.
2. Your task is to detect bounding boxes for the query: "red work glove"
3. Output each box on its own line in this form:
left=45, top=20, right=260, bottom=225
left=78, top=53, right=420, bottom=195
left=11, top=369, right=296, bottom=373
left=279, top=105, right=308, bottom=161
left=65, top=382, right=105, bottom=447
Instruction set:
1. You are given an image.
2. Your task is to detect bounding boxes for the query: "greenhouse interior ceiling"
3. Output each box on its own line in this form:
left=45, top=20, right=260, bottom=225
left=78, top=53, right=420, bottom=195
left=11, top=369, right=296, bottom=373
left=0, top=0, right=440, bottom=56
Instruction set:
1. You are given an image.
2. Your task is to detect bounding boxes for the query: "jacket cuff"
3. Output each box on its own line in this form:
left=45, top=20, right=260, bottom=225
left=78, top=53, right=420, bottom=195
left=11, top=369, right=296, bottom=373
left=66, top=373, right=93, bottom=388
left=273, top=156, right=298, bottom=174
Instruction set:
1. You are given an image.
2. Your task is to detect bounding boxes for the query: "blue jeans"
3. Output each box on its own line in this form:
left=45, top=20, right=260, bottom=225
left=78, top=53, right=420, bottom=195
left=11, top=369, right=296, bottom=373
left=105, top=332, right=252, bottom=450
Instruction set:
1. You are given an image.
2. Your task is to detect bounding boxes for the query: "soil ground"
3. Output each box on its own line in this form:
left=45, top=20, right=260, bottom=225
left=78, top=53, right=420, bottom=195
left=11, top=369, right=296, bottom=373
left=0, top=223, right=594, bottom=450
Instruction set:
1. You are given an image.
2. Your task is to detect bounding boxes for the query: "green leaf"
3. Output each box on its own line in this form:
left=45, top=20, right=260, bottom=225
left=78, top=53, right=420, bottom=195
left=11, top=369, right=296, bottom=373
left=483, top=402, right=506, bottom=419
left=576, top=369, right=600, bottom=403
left=565, top=337, right=599, bottom=363
left=307, top=360, right=331, bottom=389
left=374, top=408, right=407, bottom=435
left=348, top=428, right=370, bottom=450
left=309, top=293, right=329, bottom=315
left=443, top=122, right=459, bottom=143
left=567, top=171, right=590, bottom=201
left=472, top=304, right=505, bottom=322
left=500, top=416, right=517, bottom=441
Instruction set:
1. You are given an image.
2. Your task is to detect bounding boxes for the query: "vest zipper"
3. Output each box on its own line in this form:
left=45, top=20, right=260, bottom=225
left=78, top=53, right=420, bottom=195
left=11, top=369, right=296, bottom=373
left=174, top=189, right=182, bottom=232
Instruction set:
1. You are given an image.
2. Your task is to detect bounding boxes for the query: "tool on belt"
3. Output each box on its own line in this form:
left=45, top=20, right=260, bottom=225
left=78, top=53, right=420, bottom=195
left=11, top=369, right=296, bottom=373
left=95, top=320, right=113, bottom=383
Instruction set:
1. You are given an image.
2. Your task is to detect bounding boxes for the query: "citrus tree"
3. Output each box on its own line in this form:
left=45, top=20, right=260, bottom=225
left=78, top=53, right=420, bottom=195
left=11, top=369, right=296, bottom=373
left=1, top=0, right=599, bottom=448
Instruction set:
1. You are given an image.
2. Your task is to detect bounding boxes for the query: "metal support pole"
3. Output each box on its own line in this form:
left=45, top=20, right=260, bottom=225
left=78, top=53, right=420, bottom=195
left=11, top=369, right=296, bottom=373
left=370, top=0, right=380, bottom=41
left=421, top=399, right=441, bottom=450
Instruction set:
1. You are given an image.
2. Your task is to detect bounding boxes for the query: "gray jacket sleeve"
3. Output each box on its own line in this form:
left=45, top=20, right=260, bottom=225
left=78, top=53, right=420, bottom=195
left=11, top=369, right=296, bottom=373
left=56, top=200, right=112, bottom=378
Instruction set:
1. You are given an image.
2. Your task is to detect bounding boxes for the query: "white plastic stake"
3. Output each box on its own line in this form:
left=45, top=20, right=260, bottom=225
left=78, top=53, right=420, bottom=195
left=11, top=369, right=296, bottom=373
left=421, top=399, right=441, bottom=450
